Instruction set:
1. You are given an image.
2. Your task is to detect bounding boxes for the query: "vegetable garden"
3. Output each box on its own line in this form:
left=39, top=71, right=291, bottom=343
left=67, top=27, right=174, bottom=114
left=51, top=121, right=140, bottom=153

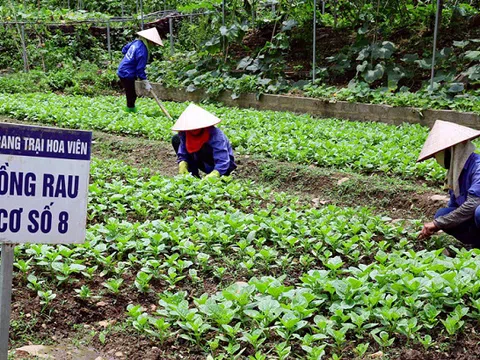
left=0, top=92, right=478, bottom=360
left=2, top=1, right=480, bottom=360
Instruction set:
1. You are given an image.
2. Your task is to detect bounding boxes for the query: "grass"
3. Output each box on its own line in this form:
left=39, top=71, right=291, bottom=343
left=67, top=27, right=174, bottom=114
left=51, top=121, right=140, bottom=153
left=9, top=313, right=48, bottom=348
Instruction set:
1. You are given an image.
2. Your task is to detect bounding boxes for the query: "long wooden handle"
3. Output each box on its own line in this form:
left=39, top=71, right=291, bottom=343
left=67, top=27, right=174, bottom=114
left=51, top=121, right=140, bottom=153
left=150, top=90, right=173, bottom=121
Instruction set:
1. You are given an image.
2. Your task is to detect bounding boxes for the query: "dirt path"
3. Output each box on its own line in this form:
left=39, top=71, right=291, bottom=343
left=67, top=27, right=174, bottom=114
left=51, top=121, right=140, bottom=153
left=92, top=131, right=444, bottom=221
left=0, top=115, right=444, bottom=221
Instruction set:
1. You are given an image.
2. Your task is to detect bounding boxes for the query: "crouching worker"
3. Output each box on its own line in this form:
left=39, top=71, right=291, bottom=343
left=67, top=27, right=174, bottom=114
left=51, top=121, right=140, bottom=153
left=418, top=120, right=480, bottom=248
left=171, top=104, right=237, bottom=178
left=117, top=27, right=163, bottom=113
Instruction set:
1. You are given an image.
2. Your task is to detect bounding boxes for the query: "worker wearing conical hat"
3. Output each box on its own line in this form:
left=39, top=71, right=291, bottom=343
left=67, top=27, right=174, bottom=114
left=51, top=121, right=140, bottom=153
left=418, top=120, right=480, bottom=247
left=171, top=104, right=237, bottom=178
left=117, top=27, right=163, bottom=113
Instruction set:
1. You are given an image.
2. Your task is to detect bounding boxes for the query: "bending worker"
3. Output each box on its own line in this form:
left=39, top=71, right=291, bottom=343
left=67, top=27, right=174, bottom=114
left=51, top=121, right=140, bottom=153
left=418, top=120, right=480, bottom=247
left=172, top=104, right=237, bottom=178
left=117, top=27, right=163, bottom=113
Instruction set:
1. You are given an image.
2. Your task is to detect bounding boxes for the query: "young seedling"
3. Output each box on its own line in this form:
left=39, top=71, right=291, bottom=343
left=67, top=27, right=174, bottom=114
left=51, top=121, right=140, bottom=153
left=14, top=259, right=32, bottom=279
left=27, top=274, right=44, bottom=293
left=38, top=290, right=56, bottom=312
left=240, top=329, right=266, bottom=352
left=102, top=278, right=124, bottom=295
left=75, top=285, right=93, bottom=300
left=135, top=271, right=153, bottom=293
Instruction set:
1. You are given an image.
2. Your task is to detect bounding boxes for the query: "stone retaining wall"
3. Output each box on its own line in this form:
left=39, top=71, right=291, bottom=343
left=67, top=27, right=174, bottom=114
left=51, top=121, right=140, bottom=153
left=136, top=82, right=480, bottom=129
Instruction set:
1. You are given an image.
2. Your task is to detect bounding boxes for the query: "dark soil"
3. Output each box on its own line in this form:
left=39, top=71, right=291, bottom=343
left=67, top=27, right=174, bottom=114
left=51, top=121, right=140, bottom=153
left=10, top=272, right=213, bottom=360
left=236, top=155, right=442, bottom=220
left=395, top=327, right=480, bottom=360
left=93, top=131, right=178, bottom=177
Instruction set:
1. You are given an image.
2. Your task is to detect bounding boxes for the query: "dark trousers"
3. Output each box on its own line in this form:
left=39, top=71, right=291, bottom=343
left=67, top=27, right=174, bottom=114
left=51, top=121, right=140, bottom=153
left=435, top=206, right=480, bottom=248
left=119, top=77, right=137, bottom=108
left=172, top=134, right=232, bottom=177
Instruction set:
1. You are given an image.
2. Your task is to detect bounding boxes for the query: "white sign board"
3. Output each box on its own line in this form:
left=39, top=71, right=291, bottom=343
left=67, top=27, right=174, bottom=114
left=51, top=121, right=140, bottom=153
left=0, top=123, right=92, bottom=244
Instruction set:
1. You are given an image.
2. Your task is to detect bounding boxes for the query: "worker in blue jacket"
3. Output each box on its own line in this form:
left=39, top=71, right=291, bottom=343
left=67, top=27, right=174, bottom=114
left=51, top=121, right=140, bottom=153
left=171, top=104, right=237, bottom=178
left=117, top=27, right=163, bottom=113
left=418, top=120, right=480, bottom=248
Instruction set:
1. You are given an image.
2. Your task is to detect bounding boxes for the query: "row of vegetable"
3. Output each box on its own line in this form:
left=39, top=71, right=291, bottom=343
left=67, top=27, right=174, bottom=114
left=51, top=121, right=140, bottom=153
left=0, top=65, right=119, bottom=96
left=10, top=158, right=477, bottom=359
left=0, top=93, right=446, bottom=183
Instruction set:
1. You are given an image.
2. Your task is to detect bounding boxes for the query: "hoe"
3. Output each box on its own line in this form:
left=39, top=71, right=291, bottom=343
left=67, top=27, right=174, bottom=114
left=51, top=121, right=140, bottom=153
left=149, top=88, right=173, bottom=121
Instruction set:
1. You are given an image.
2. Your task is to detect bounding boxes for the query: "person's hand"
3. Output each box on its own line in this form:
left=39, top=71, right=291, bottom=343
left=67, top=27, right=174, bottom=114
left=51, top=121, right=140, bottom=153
left=418, top=221, right=439, bottom=239
left=204, top=170, right=220, bottom=179
left=143, top=79, right=152, bottom=91
left=178, top=161, right=189, bottom=175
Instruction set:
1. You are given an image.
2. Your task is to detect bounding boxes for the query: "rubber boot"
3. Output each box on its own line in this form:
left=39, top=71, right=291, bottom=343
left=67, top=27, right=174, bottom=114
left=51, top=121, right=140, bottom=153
left=125, top=106, right=137, bottom=113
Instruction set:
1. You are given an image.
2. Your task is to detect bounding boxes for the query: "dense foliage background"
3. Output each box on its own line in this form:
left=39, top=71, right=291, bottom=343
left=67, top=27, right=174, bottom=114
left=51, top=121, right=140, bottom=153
left=1, top=0, right=479, bottom=109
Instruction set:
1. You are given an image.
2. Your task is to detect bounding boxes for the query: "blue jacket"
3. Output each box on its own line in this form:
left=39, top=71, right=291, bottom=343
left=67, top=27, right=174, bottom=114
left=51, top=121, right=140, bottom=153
left=117, top=39, right=149, bottom=80
left=448, top=153, right=480, bottom=207
left=177, top=127, right=236, bottom=175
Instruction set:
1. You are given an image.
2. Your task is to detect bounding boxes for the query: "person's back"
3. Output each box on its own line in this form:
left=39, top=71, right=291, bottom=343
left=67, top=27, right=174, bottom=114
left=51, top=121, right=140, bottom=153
left=117, top=39, right=148, bottom=80
left=449, top=153, right=480, bottom=206
left=116, top=28, right=163, bottom=113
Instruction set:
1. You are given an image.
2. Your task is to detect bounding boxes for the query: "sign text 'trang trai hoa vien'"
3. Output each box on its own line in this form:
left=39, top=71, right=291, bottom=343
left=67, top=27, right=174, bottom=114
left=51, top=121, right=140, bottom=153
left=0, top=123, right=92, bottom=244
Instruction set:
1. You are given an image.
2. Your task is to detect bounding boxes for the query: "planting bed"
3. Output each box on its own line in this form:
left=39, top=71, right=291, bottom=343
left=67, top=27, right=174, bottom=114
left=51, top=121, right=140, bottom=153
left=0, top=96, right=478, bottom=360
left=0, top=93, right=446, bottom=183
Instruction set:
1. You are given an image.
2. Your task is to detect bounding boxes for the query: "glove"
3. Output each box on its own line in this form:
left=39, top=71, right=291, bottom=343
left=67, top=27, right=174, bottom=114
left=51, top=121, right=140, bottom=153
left=143, top=79, right=152, bottom=91
left=205, top=170, right=220, bottom=179
left=178, top=161, right=189, bottom=175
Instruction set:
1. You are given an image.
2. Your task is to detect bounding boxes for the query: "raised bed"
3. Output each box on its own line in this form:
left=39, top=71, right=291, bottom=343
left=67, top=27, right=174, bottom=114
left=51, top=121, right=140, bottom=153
left=137, top=82, right=480, bottom=129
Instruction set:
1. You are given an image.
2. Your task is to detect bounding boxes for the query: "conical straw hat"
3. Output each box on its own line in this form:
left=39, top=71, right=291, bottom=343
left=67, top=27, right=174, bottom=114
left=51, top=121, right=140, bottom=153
left=172, top=104, right=222, bottom=131
left=137, top=27, right=163, bottom=46
left=417, top=120, right=480, bottom=162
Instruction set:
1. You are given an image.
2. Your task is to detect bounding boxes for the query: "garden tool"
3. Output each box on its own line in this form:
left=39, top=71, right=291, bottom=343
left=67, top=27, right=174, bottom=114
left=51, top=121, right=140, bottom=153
left=150, top=88, right=173, bottom=121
